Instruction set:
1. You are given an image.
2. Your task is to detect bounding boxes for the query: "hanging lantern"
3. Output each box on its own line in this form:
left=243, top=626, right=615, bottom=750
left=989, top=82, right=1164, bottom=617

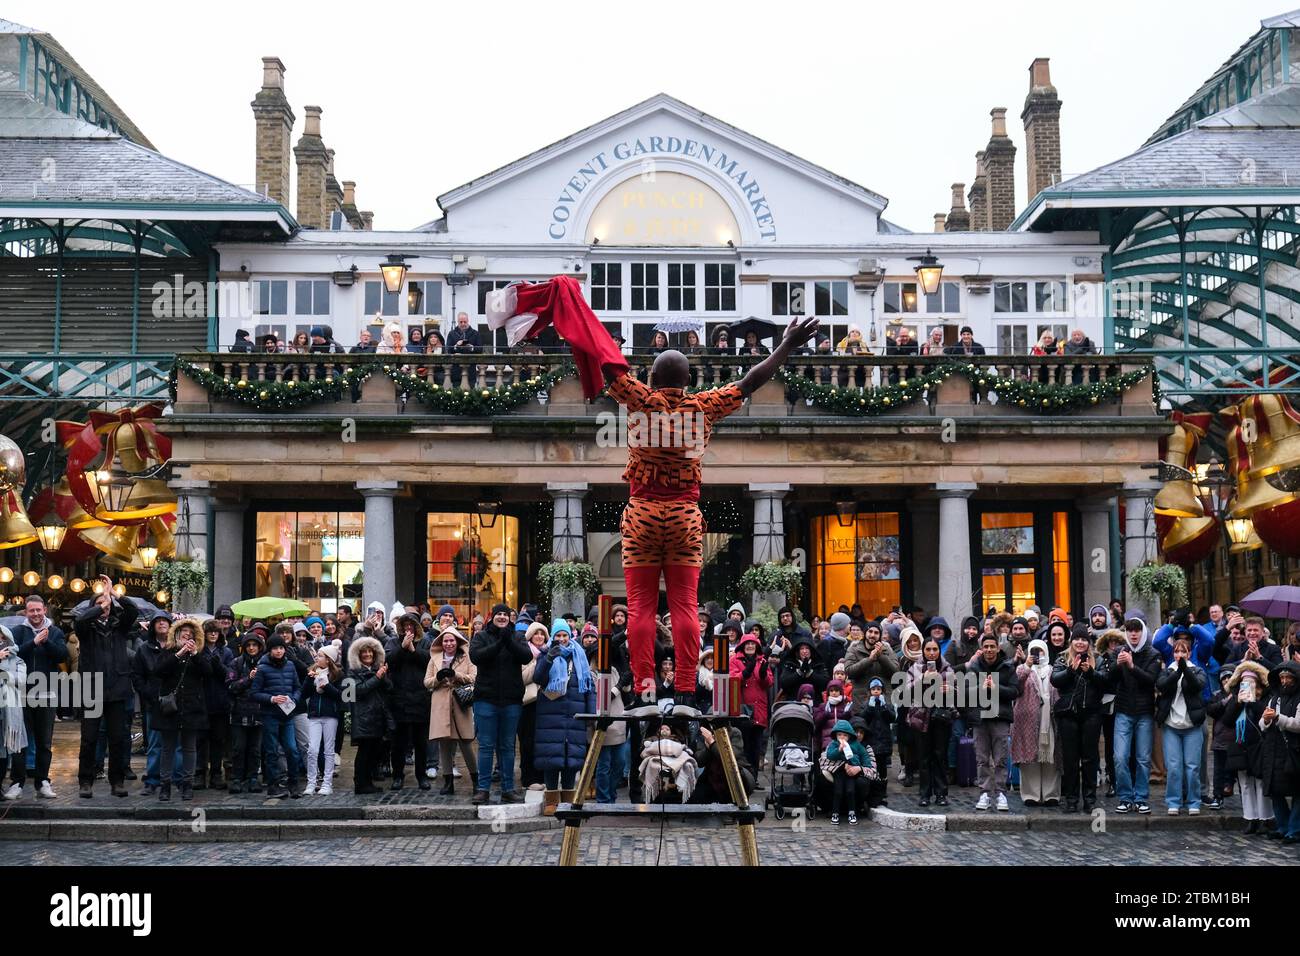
left=0, top=567, right=10, bottom=583
left=35, top=510, right=67, bottom=553
left=22, top=570, right=40, bottom=587
left=380, top=254, right=409, bottom=294
left=908, top=249, right=943, bottom=295
left=46, top=574, right=64, bottom=590
left=69, top=577, right=87, bottom=593
left=1225, top=516, right=1263, bottom=553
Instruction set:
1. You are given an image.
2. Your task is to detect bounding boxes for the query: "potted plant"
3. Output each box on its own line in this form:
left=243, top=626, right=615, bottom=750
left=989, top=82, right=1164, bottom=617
left=151, top=559, right=210, bottom=614
left=537, top=560, right=597, bottom=619
left=739, top=560, right=804, bottom=612
left=1128, top=561, right=1188, bottom=610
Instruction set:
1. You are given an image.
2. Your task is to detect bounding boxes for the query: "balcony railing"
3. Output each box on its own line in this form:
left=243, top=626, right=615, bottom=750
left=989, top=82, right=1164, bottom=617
left=171, top=352, right=1158, bottom=421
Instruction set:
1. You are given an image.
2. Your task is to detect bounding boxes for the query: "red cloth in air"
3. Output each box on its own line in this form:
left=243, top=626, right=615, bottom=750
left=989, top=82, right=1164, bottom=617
left=512, top=275, right=629, bottom=400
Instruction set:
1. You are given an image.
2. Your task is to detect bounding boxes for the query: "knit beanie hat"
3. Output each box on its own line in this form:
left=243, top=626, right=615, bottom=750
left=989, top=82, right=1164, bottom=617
left=266, top=634, right=286, bottom=651
left=797, top=683, right=815, bottom=700
left=829, top=612, right=851, bottom=634
left=491, top=603, right=511, bottom=618
left=319, top=639, right=342, bottom=664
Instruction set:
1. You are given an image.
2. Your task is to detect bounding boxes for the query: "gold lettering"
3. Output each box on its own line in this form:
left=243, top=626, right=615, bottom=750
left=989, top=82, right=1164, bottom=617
left=688, top=193, right=705, bottom=209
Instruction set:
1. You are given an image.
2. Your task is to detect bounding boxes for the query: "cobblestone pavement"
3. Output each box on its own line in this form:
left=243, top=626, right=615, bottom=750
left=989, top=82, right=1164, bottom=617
left=9, top=826, right=1298, bottom=866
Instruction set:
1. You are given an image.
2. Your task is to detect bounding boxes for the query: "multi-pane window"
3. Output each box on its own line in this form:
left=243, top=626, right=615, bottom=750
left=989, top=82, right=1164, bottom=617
left=1035, top=280, right=1069, bottom=313
left=667, top=263, right=696, bottom=311
left=293, top=279, right=330, bottom=316
left=772, top=281, right=805, bottom=317
left=883, top=281, right=918, bottom=314
left=363, top=280, right=399, bottom=316
left=256, top=279, right=288, bottom=316
left=407, top=280, right=443, bottom=317
left=814, top=281, right=849, bottom=317
left=703, top=263, right=735, bottom=311
left=924, top=281, right=961, bottom=314
left=996, top=325, right=1029, bottom=355
left=630, top=263, right=660, bottom=311
left=993, top=281, right=1030, bottom=313
left=590, top=263, right=623, bottom=311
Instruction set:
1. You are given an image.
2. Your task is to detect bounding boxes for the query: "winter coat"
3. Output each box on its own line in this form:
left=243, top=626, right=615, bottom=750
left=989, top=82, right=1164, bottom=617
left=383, top=623, right=433, bottom=722
left=469, top=621, right=531, bottom=706
left=73, top=598, right=140, bottom=703
left=943, top=631, right=982, bottom=672
left=151, top=618, right=221, bottom=733
left=532, top=651, right=596, bottom=772
left=1257, top=664, right=1300, bottom=797
left=966, top=651, right=1020, bottom=723
left=226, top=652, right=264, bottom=727
left=346, top=636, right=392, bottom=742
left=1050, top=654, right=1107, bottom=716
left=1011, top=663, right=1059, bottom=764
left=249, top=651, right=305, bottom=718
left=906, top=658, right=960, bottom=723
left=424, top=631, right=476, bottom=741
left=815, top=635, right=849, bottom=674
left=1098, top=626, right=1162, bottom=717
left=729, top=647, right=774, bottom=728
left=201, top=641, right=234, bottom=715
left=1152, top=624, right=1219, bottom=700
left=1209, top=661, right=1271, bottom=772
left=858, top=695, right=895, bottom=759
left=131, top=634, right=167, bottom=716
left=825, top=721, right=873, bottom=769
left=12, top=619, right=68, bottom=678
left=813, top=697, right=855, bottom=751
left=1155, top=661, right=1208, bottom=727
left=777, top=637, right=828, bottom=700
left=843, top=640, right=899, bottom=708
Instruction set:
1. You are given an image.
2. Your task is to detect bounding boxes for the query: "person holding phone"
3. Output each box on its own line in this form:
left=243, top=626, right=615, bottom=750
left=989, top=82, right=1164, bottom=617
left=1013, top=637, right=1061, bottom=808
left=1156, top=638, right=1208, bottom=815
left=152, top=617, right=220, bottom=802
left=424, top=626, right=477, bottom=795
left=968, top=635, right=1020, bottom=812
left=1052, top=629, right=1105, bottom=812
left=1100, top=613, right=1163, bottom=814
left=905, top=637, right=956, bottom=808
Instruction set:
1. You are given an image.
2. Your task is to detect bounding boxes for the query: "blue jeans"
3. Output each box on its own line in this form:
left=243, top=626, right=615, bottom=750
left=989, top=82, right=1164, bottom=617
left=261, top=714, right=300, bottom=787
left=596, top=740, right=630, bottom=803
left=144, top=729, right=185, bottom=786
left=947, top=717, right=966, bottom=768
left=1162, top=724, right=1204, bottom=811
left=1272, top=795, right=1300, bottom=837
left=1113, top=712, right=1154, bottom=802
left=473, top=702, right=521, bottom=794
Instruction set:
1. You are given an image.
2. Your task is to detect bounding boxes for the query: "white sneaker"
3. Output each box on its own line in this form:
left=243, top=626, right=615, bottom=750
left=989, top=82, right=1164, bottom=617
left=425, top=767, right=438, bottom=779
left=332, top=767, right=339, bottom=777
left=1188, top=807, right=1200, bottom=815
left=452, top=767, right=462, bottom=779
left=996, top=792, right=1009, bottom=812
left=1167, top=806, right=1180, bottom=815
left=37, top=781, right=56, bottom=799
left=2, top=783, right=21, bottom=801
left=318, top=785, right=332, bottom=796
left=975, top=792, right=991, bottom=811
left=897, top=766, right=906, bottom=782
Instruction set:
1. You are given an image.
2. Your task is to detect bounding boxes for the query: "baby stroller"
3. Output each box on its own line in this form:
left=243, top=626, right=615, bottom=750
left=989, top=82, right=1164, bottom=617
left=766, top=700, right=816, bottom=820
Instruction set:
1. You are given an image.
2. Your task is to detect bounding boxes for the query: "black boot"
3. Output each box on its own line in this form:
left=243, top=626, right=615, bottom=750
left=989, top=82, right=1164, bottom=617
left=159, top=783, right=171, bottom=802
left=1246, top=819, right=1261, bottom=835
left=440, top=776, right=455, bottom=795
left=470, top=773, right=479, bottom=792
left=390, top=775, right=404, bottom=791
left=181, top=782, right=194, bottom=802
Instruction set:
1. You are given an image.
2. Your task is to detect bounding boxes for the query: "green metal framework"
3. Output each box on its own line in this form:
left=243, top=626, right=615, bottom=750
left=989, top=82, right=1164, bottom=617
left=1146, top=25, right=1294, bottom=145
left=16, top=34, right=130, bottom=139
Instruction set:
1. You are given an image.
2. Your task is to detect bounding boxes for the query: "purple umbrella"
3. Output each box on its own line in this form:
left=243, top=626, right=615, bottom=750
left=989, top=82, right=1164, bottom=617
left=1239, top=585, right=1300, bottom=620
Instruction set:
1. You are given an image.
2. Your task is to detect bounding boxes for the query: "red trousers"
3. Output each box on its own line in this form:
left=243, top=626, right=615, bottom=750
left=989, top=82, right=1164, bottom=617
left=624, top=564, right=701, bottom=697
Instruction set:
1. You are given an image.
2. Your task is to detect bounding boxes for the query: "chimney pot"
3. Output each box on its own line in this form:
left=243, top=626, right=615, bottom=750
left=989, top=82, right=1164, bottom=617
left=304, top=105, right=322, bottom=137
left=950, top=183, right=966, bottom=208
left=933, top=213, right=947, bottom=233
left=260, top=57, right=286, bottom=90
left=342, top=181, right=356, bottom=205
left=990, top=107, right=1008, bottom=138
left=1030, top=57, right=1052, bottom=90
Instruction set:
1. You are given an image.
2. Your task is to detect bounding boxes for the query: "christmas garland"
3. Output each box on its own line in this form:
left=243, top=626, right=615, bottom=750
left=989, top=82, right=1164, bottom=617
left=175, top=358, right=372, bottom=410
left=384, top=363, right=572, bottom=415
left=778, top=362, right=1152, bottom=416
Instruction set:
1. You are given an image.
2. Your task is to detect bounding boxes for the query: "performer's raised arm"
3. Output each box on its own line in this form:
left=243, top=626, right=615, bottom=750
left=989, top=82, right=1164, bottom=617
left=736, top=317, right=819, bottom=396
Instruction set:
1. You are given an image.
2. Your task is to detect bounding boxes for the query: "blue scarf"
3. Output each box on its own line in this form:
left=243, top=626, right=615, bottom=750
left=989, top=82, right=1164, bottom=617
left=1236, top=709, right=1249, bottom=745
left=545, top=640, right=594, bottom=696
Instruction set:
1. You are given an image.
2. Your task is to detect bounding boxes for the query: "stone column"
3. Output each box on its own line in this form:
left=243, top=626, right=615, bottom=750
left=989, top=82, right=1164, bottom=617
left=936, top=483, right=976, bottom=625
left=547, top=483, right=589, bottom=618
left=907, top=497, right=940, bottom=615
left=1122, top=481, right=1162, bottom=625
left=211, top=499, right=247, bottom=613
left=1077, top=495, right=1116, bottom=616
left=358, top=481, right=400, bottom=615
left=748, top=483, right=789, bottom=611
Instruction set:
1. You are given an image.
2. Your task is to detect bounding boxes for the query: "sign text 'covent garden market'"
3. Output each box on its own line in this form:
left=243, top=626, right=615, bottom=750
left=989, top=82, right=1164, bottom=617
left=547, top=135, right=776, bottom=241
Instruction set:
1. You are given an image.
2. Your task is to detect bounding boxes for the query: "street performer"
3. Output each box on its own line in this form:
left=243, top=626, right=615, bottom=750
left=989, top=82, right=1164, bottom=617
left=487, top=275, right=818, bottom=717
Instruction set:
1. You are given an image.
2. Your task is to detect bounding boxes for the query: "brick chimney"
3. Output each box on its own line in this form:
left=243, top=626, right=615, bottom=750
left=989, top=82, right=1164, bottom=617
left=341, top=180, right=365, bottom=230
left=967, top=152, right=989, bottom=231
left=360, top=210, right=374, bottom=231
left=946, top=183, right=971, bottom=231
left=933, top=213, right=947, bottom=232
left=1021, top=57, right=1062, bottom=202
left=983, top=108, right=1017, bottom=230
left=251, top=57, right=295, bottom=205
left=325, top=148, right=345, bottom=227
left=294, top=105, right=329, bottom=229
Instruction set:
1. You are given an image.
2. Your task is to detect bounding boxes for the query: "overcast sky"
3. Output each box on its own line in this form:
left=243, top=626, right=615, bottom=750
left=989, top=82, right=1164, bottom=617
left=10, top=0, right=1286, bottom=232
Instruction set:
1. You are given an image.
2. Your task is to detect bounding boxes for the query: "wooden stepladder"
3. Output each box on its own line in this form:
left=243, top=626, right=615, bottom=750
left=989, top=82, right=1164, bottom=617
left=555, top=598, right=763, bottom=866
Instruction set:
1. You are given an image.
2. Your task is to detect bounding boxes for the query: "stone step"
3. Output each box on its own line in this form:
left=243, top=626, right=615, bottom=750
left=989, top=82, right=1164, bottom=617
left=0, top=803, right=487, bottom=821
left=0, top=817, right=559, bottom=843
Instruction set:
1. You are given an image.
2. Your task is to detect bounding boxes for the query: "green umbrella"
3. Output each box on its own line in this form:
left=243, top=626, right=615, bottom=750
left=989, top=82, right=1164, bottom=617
left=229, top=596, right=313, bottom=620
